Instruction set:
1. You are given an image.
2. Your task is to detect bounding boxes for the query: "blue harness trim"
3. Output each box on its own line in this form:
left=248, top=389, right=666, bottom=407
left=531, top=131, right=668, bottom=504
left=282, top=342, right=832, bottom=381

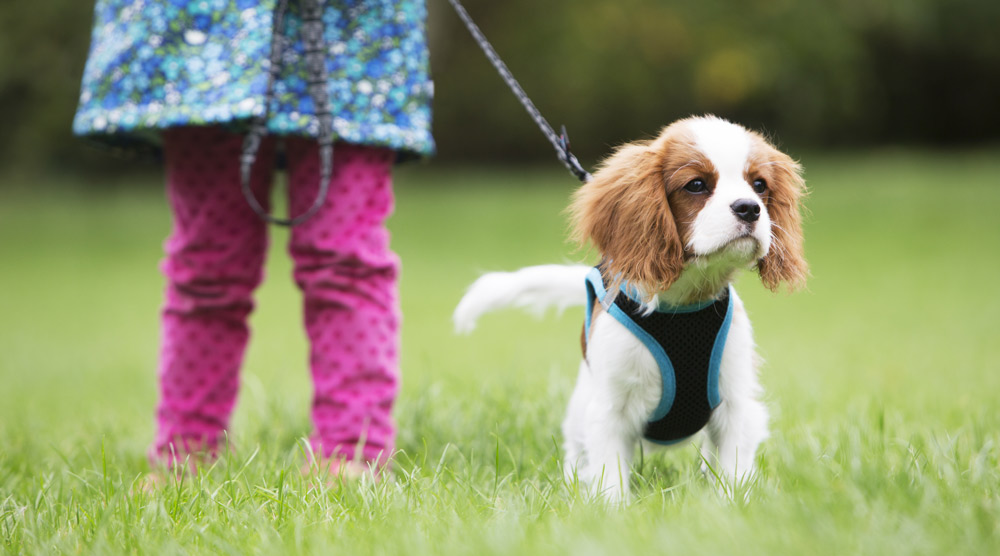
left=584, top=267, right=734, bottom=444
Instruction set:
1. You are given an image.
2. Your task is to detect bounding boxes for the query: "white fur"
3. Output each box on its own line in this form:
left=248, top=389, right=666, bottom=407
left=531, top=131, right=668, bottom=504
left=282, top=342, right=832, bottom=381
left=453, top=264, right=591, bottom=333
left=686, top=117, right=772, bottom=259
left=455, top=263, right=769, bottom=503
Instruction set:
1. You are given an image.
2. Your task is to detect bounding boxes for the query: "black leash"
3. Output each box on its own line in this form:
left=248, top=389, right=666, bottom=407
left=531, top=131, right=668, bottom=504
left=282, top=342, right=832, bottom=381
left=241, top=0, right=334, bottom=227
left=446, top=0, right=592, bottom=183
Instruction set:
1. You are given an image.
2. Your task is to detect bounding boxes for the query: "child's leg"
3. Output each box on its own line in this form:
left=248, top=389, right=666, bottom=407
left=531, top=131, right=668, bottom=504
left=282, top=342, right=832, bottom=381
left=285, top=140, right=399, bottom=470
left=153, top=126, right=275, bottom=467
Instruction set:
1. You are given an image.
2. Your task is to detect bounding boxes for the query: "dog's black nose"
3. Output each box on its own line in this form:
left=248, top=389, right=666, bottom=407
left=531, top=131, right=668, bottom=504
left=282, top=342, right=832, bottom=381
left=731, top=199, right=761, bottom=223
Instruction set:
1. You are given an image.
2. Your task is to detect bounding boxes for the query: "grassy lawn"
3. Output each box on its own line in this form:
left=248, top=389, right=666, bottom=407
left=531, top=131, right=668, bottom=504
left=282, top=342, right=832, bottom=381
left=1, top=150, right=999, bottom=554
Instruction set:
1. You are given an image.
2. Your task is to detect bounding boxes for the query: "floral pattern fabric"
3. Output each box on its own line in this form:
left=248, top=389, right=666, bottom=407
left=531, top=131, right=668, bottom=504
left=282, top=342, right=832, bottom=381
left=73, top=0, right=435, bottom=157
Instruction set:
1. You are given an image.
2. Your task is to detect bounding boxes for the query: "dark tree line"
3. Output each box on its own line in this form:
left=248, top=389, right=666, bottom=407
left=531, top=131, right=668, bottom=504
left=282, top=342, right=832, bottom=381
left=2, top=0, right=998, bottom=174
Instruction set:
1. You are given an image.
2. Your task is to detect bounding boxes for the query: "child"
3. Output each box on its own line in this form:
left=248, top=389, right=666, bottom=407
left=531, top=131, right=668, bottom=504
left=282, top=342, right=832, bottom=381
left=73, top=0, right=434, bottom=477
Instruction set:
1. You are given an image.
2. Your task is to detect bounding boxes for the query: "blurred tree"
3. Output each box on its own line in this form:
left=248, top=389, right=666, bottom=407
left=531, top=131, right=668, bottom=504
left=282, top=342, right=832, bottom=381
left=1, top=0, right=997, bottom=175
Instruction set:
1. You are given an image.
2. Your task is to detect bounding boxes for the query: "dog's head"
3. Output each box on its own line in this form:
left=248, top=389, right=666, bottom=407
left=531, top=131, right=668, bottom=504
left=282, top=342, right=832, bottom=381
left=570, top=115, right=807, bottom=298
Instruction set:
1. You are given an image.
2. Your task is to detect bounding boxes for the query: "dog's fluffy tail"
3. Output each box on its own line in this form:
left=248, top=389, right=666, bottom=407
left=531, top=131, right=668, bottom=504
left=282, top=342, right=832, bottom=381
left=453, top=264, right=591, bottom=334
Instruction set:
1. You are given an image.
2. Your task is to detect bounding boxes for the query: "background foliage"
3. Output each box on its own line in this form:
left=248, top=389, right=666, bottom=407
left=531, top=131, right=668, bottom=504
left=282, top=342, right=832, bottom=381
left=1, top=0, right=999, bottom=173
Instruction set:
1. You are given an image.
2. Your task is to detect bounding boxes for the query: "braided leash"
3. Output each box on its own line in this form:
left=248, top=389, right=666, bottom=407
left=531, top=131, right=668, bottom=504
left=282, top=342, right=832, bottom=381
left=242, top=0, right=591, bottom=225
left=446, top=0, right=591, bottom=183
left=241, top=0, right=334, bottom=227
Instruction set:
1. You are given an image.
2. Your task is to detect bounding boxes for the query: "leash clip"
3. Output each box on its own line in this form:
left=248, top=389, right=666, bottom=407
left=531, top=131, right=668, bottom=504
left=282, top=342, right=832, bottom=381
left=558, top=125, right=592, bottom=183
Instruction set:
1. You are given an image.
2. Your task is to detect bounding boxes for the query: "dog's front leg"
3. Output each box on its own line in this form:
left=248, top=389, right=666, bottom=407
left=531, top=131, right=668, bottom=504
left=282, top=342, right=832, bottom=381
left=562, top=361, right=593, bottom=481
left=702, top=397, right=768, bottom=495
left=701, top=295, right=769, bottom=497
left=576, top=311, right=657, bottom=504
left=581, top=400, right=638, bottom=504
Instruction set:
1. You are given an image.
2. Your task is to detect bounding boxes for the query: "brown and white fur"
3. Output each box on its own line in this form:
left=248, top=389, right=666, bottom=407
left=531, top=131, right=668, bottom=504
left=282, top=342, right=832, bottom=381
left=453, top=116, right=807, bottom=502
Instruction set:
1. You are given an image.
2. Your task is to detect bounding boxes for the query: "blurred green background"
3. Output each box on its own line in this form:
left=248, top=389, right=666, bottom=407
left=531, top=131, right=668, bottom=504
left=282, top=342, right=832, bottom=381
left=1, top=0, right=998, bottom=175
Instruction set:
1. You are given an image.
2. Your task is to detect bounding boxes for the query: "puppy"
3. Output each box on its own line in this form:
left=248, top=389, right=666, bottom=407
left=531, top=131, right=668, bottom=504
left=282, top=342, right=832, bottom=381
left=454, top=115, right=807, bottom=502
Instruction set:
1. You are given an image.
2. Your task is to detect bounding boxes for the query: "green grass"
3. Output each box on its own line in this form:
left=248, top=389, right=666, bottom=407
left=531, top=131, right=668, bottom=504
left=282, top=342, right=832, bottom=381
left=2, top=150, right=1000, bottom=554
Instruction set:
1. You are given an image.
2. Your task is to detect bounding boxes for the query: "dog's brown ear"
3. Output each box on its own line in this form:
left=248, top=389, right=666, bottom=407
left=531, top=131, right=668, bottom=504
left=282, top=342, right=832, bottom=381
left=758, top=148, right=808, bottom=291
left=569, top=142, right=685, bottom=294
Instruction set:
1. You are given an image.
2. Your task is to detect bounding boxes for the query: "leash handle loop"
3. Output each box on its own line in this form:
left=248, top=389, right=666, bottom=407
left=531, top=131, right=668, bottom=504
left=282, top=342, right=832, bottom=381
left=240, top=0, right=334, bottom=227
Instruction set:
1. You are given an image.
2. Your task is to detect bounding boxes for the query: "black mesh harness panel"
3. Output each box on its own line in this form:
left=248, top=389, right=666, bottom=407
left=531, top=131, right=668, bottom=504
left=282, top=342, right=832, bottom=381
left=584, top=267, right=734, bottom=444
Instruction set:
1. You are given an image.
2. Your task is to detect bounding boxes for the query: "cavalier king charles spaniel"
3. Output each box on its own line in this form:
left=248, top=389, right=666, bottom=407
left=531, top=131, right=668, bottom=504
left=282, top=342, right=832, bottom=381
left=454, top=115, right=807, bottom=502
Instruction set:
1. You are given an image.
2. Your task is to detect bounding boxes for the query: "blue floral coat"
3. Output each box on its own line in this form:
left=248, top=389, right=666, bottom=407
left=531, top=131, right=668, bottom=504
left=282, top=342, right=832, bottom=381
left=73, top=0, right=435, bottom=157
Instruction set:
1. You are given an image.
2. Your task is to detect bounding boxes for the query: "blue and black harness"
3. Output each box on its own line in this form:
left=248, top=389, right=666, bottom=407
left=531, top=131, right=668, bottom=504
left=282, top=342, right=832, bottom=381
left=583, top=267, right=734, bottom=444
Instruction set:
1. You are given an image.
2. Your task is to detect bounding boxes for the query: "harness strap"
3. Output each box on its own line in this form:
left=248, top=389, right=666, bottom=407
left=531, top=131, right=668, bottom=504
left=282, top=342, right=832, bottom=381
left=241, top=0, right=334, bottom=227
left=446, top=0, right=592, bottom=183
left=584, top=267, right=734, bottom=444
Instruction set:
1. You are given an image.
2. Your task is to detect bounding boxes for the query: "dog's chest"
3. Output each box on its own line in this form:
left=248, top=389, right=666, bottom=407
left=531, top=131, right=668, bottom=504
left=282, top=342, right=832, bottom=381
left=584, top=268, right=733, bottom=443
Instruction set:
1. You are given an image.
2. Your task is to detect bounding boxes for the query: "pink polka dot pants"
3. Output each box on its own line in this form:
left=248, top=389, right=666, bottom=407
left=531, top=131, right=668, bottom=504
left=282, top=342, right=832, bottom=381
left=154, top=126, right=399, bottom=469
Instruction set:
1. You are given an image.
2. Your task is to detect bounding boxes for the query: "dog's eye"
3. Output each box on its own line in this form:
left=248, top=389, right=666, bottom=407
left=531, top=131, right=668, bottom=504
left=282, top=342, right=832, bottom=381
left=752, top=178, right=768, bottom=194
left=684, top=179, right=707, bottom=193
